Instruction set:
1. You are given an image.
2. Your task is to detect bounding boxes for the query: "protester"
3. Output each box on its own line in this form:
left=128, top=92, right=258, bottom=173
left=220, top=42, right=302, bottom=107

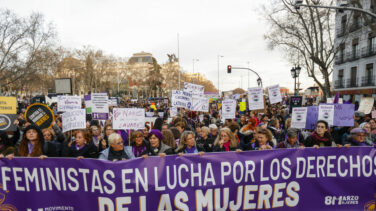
left=304, top=120, right=335, bottom=148
left=213, top=128, right=240, bottom=152
left=267, top=118, right=282, bottom=144
left=369, top=119, right=376, bottom=135
left=90, top=125, right=103, bottom=149
left=42, top=128, right=62, bottom=156
left=162, top=129, right=177, bottom=150
left=147, top=129, right=174, bottom=156
left=99, top=133, right=135, bottom=161
left=196, top=126, right=214, bottom=152
left=344, top=128, right=373, bottom=146
left=277, top=128, right=304, bottom=149
left=131, top=131, right=150, bottom=157
left=360, top=122, right=375, bottom=144
left=208, top=124, right=218, bottom=140
left=251, top=128, right=274, bottom=150
left=100, top=124, right=115, bottom=152
left=169, top=126, right=181, bottom=147
left=63, top=129, right=98, bottom=159
left=176, top=131, right=203, bottom=155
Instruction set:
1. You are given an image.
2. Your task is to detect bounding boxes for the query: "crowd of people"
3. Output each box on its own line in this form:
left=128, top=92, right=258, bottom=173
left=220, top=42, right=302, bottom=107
left=0, top=97, right=375, bottom=161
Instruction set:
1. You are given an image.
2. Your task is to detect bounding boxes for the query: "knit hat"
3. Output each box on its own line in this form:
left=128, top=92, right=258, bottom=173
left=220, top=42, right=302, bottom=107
left=350, top=128, right=366, bottom=134
left=24, top=124, right=44, bottom=142
left=149, top=129, right=163, bottom=140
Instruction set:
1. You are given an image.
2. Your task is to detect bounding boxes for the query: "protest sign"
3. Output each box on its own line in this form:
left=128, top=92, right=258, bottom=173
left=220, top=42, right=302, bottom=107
left=1, top=148, right=376, bottom=211
left=0, top=96, right=17, bottom=114
left=358, top=97, right=374, bottom=114
left=289, top=96, right=302, bottom=113
left=170, top=107, right=178, bottom=117
left=184, top=82, right=204, bottom=97
left=333, top=104, right=355, bottom=127
left=291, top=107, right=308, bottom=129
left=327, top=98, right=343, bottom=104
left=239, top=102, right=246, bottom=112
left=144, top=117, right=157, bottom=130
left=25, top=103, right=55, bottom=129
left=318, top=104, right=335, bottom=126
left=145, top=112, right=154, bottom=117
left=372, top=110, right=376, bottom=119
left=62, top=109, right=86, bottom=133
left=84, top=95, right=92, bottom=114
left=57, top=96, right=81, bottom=112
left=192, top=97, right=209, bottom=112
left=268, top=85, right=282, bottom=104
left=305, top=106, right=318, bottom=130
left=108, top=97, right=118, bottom=107
left=113, top=108, right=145, bottom=130
left=171, top=90, right=192, bottom=109
left=248, top=87, right=264, bottom=110
left=0, top=114, right=17, bottom=131
left=221, top=99, right=236, bottom=119
left=91, top=93, right=109, bottom=120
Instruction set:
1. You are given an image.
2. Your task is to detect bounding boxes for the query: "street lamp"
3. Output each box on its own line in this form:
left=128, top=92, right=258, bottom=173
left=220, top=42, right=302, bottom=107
left=291, top=65, right=301, bottom=95
left=192, top=58, right=199, bottom=83
left=217, top=55, right=224, bottom=95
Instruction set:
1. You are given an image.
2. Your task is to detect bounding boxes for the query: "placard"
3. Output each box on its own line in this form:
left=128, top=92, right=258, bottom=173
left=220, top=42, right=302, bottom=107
left=108, top=97, right=118, bottom=107
left=289, top=96, right=302, bottom=113
left=0, top=96, right=17, bottom=114
left=268, top=85, right=282, bottom=104
left=145, top=112, right=154, bottom=117
left=24, top=103, right=55, bottom=129
left=170, top=107, right=178, bottom=117
left=318, top=104, right=335, bottom=126
left=0, top=114, right=17, bottom=131
left=91, top=93, right=109, bottom=120
left=57, top=96, right=82, bottom=112
left=221, top=99, right=236, bottom=120
left=62, top=109, right=86, bottom=133
left=171, top=90, right=192, bottom=109
left=113, top=108, right=145, bottom=130
left=291, top=107, right=308, bottom=129
left=84, top=95, right=92, bottom=114
left=333, top=104, right=355, bottom=127
left=191, top=97, right=209, bottom=112
left=239, top=102, right=246, bottom=112
left=248, top=87, right=264, bottom=110
left=184, top=82, right=204, bottom=97
left=358, top=97, right=374, bottom=114
left=372, top=110, right=376, bottom=119
left=144, top=117, right=157, bottom=130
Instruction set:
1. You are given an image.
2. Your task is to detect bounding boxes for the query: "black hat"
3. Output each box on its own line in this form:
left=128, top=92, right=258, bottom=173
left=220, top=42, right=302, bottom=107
left=23, top=124, right=44, bottom=143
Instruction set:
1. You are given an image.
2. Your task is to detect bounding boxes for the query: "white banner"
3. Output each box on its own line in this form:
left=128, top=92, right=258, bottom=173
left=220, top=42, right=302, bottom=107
left=57, top=96, right=82, bottom=112
left=291, top=107, right=308, bottom=129
left=221, top=99, right=236, bottom=120
left=91, top=93, right=109, bottom=113
left=170, top=107, right=178, bottom=117
left=62, top=109, right=86, bottom=133
left=192, top=97, right=209, bottom=112
left=171, top=90, right=192, bottom=109
left=184, top=82, right=204, bottom=97
left=318, top=104, right=335, bottom=126
left=113, top=108, right=145, bottom=130
left=358, top=97, right=374, bottom=114
left=248, top=87, right=264, bottom=110
left=268, top=85, right=282, bottom=104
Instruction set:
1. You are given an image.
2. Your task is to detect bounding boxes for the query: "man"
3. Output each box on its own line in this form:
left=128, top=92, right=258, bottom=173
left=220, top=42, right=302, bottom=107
left=277, top=128, right=304, bottom=148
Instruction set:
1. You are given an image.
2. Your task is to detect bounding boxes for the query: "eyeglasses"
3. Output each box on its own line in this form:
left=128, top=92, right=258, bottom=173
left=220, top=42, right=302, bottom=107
left=114, top=142, right=124, bottom=145
left=316, top=126, right=326, bottom=129
left=135, top=136, right=143, bottom=139
left=356, top=134, right=366, bottom=137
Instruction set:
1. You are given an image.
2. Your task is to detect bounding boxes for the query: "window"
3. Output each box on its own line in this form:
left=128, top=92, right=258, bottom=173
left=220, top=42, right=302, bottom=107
left=351, top=67, right=357, bottom=87
left=352, top=38, right=359, bottom=58
left=370, top=37, right=376, bottom=52
left=366, top=64, right=373, bottom=85
left=338, top=69, right=344, bottom=88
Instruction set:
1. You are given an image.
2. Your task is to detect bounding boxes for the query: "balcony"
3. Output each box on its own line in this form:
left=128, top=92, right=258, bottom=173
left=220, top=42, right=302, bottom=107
left=336, top=27, right=346, bottom=38
left=361, top=76, right=375, bottom=87
left=349, top=23, right=361, bottom=32
left=334, top=79, right=345, bottom=89
left=334, top=56, right=345, bottom=65
left=346, top=78, right=358, bottom=88
left=361, top=46, right=376, bottom=58
left=346, top=52, right=360, bottom=62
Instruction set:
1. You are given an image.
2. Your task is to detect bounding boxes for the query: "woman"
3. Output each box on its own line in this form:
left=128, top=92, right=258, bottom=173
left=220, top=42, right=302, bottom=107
left=304, top=120, right=335, bottom=148
left=277, top=128, right=304, bottom=149
left=148, top=129, right=174, bottom=156
left=213, top=128, right=240, bottom=152
left=369, top=119, right=376, bottom=135
left=162, top=129, right=177, bottom=150
left=99, top=124, right=116, bottom=152
left=196, top=126, right=214, bottom=152
left=18, top=125, right=57, bottom=157
left=239, top=118, right=257, bottom=150
left=42, top=128, right=62, bottom=156
left=176, top=131, right=203, bottom=154
left=344, top=128, right=373, bottom=146
left=131, top=131, right=150, bottom=157
left=360, top=122, right=375, bottom=144
left=267, top=118, right=281, bottom=144
left=251, top=128, right=274, bottom=150
left=63, top=129, right=98, bottom=158
left=99, top=133, right=135, bottom=161
left=90, top=125, right=103, bottom=149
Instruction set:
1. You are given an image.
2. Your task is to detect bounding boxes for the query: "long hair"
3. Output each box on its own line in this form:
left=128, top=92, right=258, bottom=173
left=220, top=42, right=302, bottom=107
left=176, top=131, right=195, bottom=152
left=214, top=127, right=237, bottom=148
left=19, top=130, right=43, bottom=157
left=162, top=129, right=176, bottom=149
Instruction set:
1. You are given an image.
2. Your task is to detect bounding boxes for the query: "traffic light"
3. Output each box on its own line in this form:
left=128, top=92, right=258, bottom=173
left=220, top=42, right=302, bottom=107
left=227, top=65, right=232, bottom=74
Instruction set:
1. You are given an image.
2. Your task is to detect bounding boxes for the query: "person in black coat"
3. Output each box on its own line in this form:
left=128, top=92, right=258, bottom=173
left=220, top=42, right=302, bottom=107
left=213, top=128, right=241, bottom=152
left=63, top=129, right=98, bottom=159
left=196, top=126, right=214, bottom=152
left=304, top=120, right=335, bottom=147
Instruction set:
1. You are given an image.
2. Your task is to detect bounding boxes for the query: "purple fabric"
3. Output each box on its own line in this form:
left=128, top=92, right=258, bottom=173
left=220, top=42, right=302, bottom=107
left=1, top=147, right=376, bottom=210
left=27, top=142, right=34, bottom=155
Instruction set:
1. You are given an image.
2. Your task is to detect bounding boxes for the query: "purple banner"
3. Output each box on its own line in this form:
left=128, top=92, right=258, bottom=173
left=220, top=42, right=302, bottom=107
left=1, top=147, right=376, bottom=210
left=305, top=106, right=318, bottom=129
left=333, top=104, right=355, bottom=127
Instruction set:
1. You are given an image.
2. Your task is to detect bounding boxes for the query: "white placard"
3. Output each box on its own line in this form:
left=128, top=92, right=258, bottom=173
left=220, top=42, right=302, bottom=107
left=108, top=97, right=118, bottom=107
left=57, top=96, right=81, bottom=112
left=170, top=107, right=178, bottom=117
left=91, top=93, right=109, bottom=113
left=145, top=112, right=154, bottom=117
left=113, top=108, right=145, bottom=130
left=326, top=98, right=343, bottom=104
left=158, top=112, right=164, bottom=118
left=372, top=110, right=376, bottom=119
left=184, top=82, right=204, bottom=97
left=358, top=97, right=374, bottom=114
left=248, top=87, right=264, bottom=110
left=192, top=97, right=209, bottom=112
left=62, top=109, right=86, bottom=133
left=144, top=117, right=157, bottom=130
left=291, top=107, right=308, bottom=129
left=171, top=90, right=192, bottom=109
left=268, top=85, right=282, bottom=104
left=318, top=104, right=335, bottom=126
left=221, top=99, right=236, bottom=120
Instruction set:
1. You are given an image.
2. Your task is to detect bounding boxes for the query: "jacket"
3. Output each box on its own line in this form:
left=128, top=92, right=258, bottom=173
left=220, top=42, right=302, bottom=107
left=98, top=146, right=135, bottom=160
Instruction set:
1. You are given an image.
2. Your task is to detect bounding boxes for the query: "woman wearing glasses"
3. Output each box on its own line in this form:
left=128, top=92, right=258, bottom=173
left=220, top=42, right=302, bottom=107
left=99, top=133, right=135, bottom=161
left=131, top=131, right=150, bottom=157
left=304, top=120, right=335, bottom=148
left=344, top=128, right=373, bottom=147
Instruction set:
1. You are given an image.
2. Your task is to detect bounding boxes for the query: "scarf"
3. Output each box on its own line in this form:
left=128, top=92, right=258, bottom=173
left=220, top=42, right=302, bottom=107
left=185, top=146, right=198, bottom=154
left=351, top=138, right=367, bottom=146
left=133, top=144, right=147, bottom=157
left=108, top=147, right=128, bottom=161
left=223, top=141, right=230, bottom=152
left=311, top=131, right=329, bottom=143
left=28, top=142, right=35, bottom=155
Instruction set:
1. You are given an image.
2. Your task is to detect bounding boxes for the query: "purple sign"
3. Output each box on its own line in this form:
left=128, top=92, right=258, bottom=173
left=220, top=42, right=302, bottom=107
left=92, top=112, right=109, bottom=120
left=305, top=106, right=318, bottom=129
left=333, top=104, right=355, bottom=127
left=1, top=148, right=376, bottom=210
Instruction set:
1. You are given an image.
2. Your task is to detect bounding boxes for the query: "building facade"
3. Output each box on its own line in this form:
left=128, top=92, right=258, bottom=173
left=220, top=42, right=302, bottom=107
left=332, top=0, right=376, bottom=102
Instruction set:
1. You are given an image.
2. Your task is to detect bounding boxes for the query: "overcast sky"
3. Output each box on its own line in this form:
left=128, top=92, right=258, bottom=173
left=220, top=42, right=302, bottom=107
left=1, top=0, right=315, bottom=92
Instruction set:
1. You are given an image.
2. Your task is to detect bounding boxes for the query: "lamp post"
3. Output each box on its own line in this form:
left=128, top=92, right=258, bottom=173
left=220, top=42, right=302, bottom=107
left=290, top=65, right=301, bottom=95
left=217, top=55, right=224, bottom=96
left=192, top=58, right=199, bottom=83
